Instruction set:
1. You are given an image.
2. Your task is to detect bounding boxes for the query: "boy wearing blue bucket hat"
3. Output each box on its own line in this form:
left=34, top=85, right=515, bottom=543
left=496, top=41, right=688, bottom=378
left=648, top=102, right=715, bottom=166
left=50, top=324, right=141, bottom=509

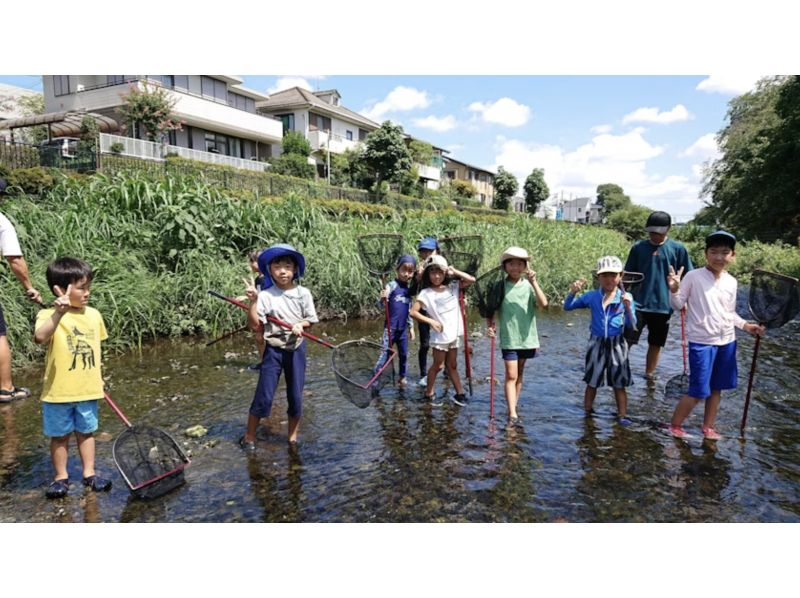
left=240, top=244, right=318, bottom=447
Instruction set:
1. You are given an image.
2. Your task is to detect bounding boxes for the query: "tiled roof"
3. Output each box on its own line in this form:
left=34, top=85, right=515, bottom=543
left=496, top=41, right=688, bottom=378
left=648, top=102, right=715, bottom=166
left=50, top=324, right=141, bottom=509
left=256, top=87, right=379, bottom=130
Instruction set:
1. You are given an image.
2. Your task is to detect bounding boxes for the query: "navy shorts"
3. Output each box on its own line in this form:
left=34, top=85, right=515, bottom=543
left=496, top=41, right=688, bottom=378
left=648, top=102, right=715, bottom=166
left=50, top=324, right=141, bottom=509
left=501, top=348, right=538, bottom=361
left=0, top=303, right=6, bottom=336
left=687, top=341, right=737, bottom=400
left=250, top=343, right=306, bottom=418
left=624, top=310, right=670, bottom=347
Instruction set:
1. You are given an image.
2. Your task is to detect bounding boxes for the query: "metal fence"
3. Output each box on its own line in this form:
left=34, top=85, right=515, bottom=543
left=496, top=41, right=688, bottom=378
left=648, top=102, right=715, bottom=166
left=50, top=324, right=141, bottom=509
left=0, top=139, right=96, bottom=172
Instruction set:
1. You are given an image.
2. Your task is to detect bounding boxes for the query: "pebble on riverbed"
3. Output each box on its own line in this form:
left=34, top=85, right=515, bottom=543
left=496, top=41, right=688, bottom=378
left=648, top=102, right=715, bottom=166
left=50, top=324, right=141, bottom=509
left=184, top=425, right=208, bottom=438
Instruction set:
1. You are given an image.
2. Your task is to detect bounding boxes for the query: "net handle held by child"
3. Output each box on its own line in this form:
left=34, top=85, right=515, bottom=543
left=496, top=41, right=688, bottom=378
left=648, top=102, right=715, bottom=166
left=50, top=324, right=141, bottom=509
left=740, top=269, right=800, bottom=435
left=207, top=290, right=335, bottom=349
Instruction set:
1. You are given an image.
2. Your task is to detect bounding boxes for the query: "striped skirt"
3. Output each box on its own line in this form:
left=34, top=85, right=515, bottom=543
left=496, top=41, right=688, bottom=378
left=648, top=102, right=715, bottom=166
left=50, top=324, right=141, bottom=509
left=583, top=334, right=632, bottom=389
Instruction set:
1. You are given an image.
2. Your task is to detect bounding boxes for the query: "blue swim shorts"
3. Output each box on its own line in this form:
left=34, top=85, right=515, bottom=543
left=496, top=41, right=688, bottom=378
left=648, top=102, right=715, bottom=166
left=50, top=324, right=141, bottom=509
left=687, top=341, right=737, bottom=400
left=501, top=348, right=539, bottom=361
left=42, top=400, right=100, bottom=437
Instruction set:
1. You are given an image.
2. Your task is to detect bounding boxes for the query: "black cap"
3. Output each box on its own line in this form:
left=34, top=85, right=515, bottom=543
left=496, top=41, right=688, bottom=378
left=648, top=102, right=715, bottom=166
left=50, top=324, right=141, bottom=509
left=645, top=211, right=671, bottom=233
left=705, top=230, right=736, bottom=250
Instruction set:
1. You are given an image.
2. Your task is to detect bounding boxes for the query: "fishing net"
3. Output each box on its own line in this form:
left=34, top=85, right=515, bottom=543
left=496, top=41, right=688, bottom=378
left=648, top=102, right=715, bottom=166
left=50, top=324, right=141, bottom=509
left=749, top=269, right=800, bottom=328
left=331, top=340, right=396, bottom=408
left=439, top=235, right=484, bottom=276
left=470, top=266, right=507, bottom=319
left=356, top=233, right=405, bottom=277
left=591, top=270, right=645, bottom=294
left=112, top=426, right=190, bottom=499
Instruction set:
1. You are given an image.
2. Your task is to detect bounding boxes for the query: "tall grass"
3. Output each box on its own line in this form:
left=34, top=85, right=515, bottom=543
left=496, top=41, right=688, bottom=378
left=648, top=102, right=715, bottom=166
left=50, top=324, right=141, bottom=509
left=2, top=169, right=796, bottom=367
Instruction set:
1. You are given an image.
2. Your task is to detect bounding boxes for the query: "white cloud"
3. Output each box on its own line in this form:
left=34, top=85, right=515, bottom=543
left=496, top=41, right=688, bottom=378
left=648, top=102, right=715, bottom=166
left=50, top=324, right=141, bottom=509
left=468, top=97, right=531, bottom=127
left=622, top=104, right=692, bottom=125
left=680, top=133, right=720, bottom=159
left=696, top=75, right=762, bottom=95
left=591, top=124, right=612, bottom=134
left=412, top=114, right=457, bottom=132
left=492, top=129, right=703, bottom=220
left=267, top=76, right=324, bottom=94
left=361, top=86, right=431, bottom=121
left=445, top=143, right=463, bottom=154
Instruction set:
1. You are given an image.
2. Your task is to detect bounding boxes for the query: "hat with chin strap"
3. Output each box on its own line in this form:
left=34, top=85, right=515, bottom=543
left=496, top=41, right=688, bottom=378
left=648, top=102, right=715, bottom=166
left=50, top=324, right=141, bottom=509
left=257, top=243, right=306, bottom=289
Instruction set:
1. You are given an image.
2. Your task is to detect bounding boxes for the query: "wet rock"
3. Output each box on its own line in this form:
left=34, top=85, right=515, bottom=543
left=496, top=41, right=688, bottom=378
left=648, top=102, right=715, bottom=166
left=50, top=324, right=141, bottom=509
left=303, top=390, right=313, bottom=397
left=471, top=331, right=483, bottom=339
left=97, top=432, right=113, bottom=442
left=566, top=323, right=574, bottom=327
left=184, top=425, right=208, bottom=438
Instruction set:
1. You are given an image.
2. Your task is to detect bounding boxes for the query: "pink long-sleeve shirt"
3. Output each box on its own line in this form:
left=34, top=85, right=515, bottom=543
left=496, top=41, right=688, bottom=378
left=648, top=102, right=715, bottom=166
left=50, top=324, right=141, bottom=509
left=669, top=267, right=747, bottom=345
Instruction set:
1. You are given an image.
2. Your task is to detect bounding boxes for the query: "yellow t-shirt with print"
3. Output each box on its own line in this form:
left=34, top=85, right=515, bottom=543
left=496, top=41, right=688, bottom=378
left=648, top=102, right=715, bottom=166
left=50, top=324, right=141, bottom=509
left=35, top=306, right=108, bottom=403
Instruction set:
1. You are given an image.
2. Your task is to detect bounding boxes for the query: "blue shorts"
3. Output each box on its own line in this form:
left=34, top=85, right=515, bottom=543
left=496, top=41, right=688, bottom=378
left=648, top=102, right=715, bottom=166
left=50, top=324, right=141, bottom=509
left=42, top=400, right=99, bottom=437
left=250, top=343, right=306, bottom=418
left=687, top=341, right=737, bottom=400
left=501, top=348, right=539, bottom=361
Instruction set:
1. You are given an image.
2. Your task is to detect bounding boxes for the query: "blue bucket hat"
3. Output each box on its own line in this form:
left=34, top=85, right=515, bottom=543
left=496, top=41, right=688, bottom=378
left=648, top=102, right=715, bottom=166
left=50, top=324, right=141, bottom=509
left=257, top=243, right=306, bottom=289
left=397, top=254, right=417, bottom=268
left=418, top=236, right=439, bottom=251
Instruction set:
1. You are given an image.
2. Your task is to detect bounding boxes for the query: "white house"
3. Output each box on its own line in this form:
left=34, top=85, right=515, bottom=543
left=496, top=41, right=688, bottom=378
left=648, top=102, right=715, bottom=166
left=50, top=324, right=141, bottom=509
left=557, top=196, right=602, bottom=224
left=42, top=75, right=284, bottom=169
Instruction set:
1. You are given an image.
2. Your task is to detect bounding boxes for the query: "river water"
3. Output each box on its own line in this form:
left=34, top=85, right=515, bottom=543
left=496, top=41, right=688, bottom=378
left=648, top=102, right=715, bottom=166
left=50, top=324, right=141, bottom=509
left=1, top=303, right=798, bottom=523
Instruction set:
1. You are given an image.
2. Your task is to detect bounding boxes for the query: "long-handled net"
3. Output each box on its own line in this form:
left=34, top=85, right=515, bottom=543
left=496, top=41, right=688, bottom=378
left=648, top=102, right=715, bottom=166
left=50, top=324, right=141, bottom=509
left=439, top=235, right=484, bottom=395
left=741, top=269, right=800, bottom=434
left=332, top=340, right=396, bottom=408
left=104, top=393, right=190, bottom=500
left=356, top=233, right=405, bottom=365
left=469, top=266, right=507, bottom=419
left=664, top=308, right=689, bottom=400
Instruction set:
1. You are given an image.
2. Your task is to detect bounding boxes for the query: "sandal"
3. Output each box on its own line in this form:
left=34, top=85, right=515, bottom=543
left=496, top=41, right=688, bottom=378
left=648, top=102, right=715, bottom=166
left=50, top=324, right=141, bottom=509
left=0, top=386, right=31, bottom=403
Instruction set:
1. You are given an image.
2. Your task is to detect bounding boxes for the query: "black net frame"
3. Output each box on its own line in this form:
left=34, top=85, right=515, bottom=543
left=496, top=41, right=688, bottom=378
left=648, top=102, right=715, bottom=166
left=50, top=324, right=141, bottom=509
left=331, top=340, right=396, bottom=408
left=356, top=233, right=405, bottom=277
left=664, top=373, right=689, bottom=401
left=591, top=270, right=645, bottom=294
left=112, top=425, right=190, bottom=499
left=748, top=269, right=800, bottom=329
left=470, top=266, right=507, bottom=319
left=439, top=235, right=484, bottom=276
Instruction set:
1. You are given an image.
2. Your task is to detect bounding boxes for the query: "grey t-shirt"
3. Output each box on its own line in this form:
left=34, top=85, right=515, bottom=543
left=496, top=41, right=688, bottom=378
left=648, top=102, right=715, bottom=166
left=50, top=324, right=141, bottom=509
left=256, top=284, right=319, bottom=350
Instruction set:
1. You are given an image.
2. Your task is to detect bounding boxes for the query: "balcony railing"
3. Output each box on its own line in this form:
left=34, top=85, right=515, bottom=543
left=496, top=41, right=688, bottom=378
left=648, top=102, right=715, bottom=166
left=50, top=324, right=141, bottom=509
left=99, top=133, right=268, bottom=173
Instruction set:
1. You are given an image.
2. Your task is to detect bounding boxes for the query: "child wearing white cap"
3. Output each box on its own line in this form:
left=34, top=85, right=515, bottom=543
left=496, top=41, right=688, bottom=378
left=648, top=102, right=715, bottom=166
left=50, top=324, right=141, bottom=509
left=487, top=246, right=548, bottom=427
left=410, top=254, right=475, bottom=406
left=564, top=256, right=636, bottom=424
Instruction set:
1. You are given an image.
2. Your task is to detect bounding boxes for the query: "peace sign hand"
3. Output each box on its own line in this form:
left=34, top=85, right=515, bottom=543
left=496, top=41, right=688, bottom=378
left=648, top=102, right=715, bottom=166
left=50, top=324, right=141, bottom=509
left=242, top=276, right=258, bottom=301
left=667, top=266, right=684, bottom=293
left=53, top=284, right=73, bottom=314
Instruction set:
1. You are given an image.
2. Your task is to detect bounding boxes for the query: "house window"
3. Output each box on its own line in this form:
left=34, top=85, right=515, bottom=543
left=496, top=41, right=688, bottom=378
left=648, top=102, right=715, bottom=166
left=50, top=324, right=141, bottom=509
left=358, top=129, right=369, bottom=141
left=160, top=75, right=175, bottom=88
left=214, top=79, right=227, bottom=103
left=277, top=114, right=295, bottom=135
left=346, top=130, right=353, bottom=141
left=445, top=170, right=456, bottom=180
left=53, top=75, right=70, bottom=96
left=469, top=169, right=477, bottom=180
left=201, top=76, right=215, bottom=98
left=166, top=129, right=177, bottom=146
left=204, top=132, right=229, bottom=155
left=480, top=193, right=486, bottom=203
left=174, top=75, right=188, bottom=91
left=308, top=112, right=331, bottom=131
left=107, top=76, right=125, bottom=86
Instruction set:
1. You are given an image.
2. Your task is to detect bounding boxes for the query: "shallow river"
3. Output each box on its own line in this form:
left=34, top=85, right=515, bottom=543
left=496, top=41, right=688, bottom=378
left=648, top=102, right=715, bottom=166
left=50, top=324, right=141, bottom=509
left=1, top=301, right=798, bottom=522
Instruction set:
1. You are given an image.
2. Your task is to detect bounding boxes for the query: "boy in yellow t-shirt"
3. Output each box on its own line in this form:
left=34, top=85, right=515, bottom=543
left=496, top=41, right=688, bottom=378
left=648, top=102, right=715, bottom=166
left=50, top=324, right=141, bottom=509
left=34, top=257, right=111, bottom=499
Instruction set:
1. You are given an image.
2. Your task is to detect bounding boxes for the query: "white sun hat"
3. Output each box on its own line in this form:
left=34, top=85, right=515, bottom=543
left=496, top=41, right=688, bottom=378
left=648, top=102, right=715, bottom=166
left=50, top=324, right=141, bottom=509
left=500, top=246, right=530, bottom=266
left=596, top=255, right=623, bottom=274
left=423, top=255, right=448, bottom=270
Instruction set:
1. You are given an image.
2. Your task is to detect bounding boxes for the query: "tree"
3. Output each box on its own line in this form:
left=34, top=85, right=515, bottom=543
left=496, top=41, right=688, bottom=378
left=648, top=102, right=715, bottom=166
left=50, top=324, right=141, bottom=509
left=492, top=166, right=518, bottom=210
left=117, top=82, right=183, bottom=142
left=281, top=130, right=311, bottom=157
left=703, top=76, right=800, bottom=243
left=523, top=168, right=549, bottom=214
left=269, top=153, right=316, bottom=179
left=596, top=183, right=631, bottom=217
left=606, top=204, right=653, bottom=240
left=0, top=91, right=46, bottom=144
left=361, top=121, right=412, bottom=195
left=408, top=139, right=434, bottom=165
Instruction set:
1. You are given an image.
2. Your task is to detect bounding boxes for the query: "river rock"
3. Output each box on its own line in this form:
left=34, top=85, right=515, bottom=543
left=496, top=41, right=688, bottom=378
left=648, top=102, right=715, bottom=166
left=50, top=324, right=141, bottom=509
left=184, top=424, right=208, bottom=438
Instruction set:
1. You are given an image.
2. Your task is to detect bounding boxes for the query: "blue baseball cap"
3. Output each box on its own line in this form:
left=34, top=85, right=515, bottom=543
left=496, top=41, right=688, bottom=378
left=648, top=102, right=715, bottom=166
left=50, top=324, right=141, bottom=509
left=705, top=230, right=736, bottom=249
left=418, top=236, right=439, bottom=251
left=257, top=243, right=306, bottom=288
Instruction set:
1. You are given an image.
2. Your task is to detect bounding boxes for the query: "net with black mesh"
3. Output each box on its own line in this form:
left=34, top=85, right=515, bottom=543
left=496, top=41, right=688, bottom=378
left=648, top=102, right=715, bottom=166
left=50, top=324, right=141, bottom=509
left=112, top=426, right=190, bottom=499
left=664, top=308, right=689, bottom=400
left=749, top=269, right=800, bottom=328
left=470, top=266, right=507, bottom=319
left=439, top=235, right=484, bottom=276
left=331, top=339, right=396, bottom=408
left=356, top=233, right=404, bottom=277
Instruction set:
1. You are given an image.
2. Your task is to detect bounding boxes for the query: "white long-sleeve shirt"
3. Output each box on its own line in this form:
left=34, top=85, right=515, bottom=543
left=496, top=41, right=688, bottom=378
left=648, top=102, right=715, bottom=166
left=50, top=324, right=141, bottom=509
left=669, top=267, right=747, bottom=345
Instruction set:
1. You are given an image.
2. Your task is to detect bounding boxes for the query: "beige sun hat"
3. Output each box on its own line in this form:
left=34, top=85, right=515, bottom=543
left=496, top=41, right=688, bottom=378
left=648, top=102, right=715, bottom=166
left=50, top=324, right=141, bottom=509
left=596, top=255, right=623, bottom=274
left=500, top=246, right=530, bottom=266
left=423, top=255, right=448, bottom=270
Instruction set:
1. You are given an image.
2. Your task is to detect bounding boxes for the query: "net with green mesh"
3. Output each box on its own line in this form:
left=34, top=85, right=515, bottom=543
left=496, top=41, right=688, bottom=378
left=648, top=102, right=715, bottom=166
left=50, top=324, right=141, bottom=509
left=439, top=235, right=484, bottom=276
left=470, top=266, right=507, bottom=319
left=356, top=233, right=404, bottom=277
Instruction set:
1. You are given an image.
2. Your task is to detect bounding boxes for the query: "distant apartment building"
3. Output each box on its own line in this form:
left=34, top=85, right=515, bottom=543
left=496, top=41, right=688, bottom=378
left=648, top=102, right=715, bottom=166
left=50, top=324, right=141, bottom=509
left=405, top=136, right=447, bottom=189
left=42, top=75, right=283, bottom=166
left=443, top=157, right=495, bottom=206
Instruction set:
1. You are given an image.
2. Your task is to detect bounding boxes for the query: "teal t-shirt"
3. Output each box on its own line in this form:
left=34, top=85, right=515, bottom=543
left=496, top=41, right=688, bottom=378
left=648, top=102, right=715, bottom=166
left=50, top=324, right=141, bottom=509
left=498, top=279, right=540, bottom=350
left=624, top=238, right=693, bottom=314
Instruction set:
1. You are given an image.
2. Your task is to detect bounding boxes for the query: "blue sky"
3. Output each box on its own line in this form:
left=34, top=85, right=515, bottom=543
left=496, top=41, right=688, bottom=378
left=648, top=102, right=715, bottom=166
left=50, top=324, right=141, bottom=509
left=1, top=74, right=761, bottom=221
